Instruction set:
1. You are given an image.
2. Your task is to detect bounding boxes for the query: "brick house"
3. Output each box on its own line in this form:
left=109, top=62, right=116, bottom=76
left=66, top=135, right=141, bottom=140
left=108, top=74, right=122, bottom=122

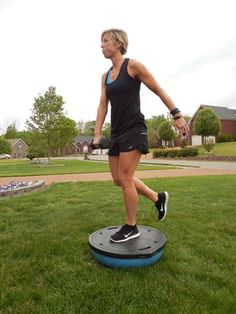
left=188, top=105, right=236, bottom=145
left=7, top=138, right=29, bottom=158
left=74, top=135, right=94, bottom=154
left=64, top=135, right=94, bottom=155
left=64, top=135, right=109, bottom=155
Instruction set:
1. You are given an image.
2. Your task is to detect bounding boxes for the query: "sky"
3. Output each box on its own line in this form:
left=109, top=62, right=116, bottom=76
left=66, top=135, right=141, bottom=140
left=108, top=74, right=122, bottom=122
left=0, top=0, right=236, bottom=132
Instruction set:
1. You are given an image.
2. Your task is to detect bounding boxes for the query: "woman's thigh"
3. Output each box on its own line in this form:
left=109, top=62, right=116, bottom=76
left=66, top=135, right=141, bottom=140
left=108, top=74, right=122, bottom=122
left=119, top=150, right=141, bottom=177
left=109, top=150, right=141, bottom=184
left=109, top=155, right=120, bottom=185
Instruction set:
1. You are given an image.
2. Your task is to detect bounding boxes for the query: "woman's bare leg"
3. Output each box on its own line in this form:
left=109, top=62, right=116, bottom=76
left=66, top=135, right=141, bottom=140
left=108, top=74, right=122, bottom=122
left=109, top=150, right=159, bottom=225
left=133, top=177, right=158, bottom=202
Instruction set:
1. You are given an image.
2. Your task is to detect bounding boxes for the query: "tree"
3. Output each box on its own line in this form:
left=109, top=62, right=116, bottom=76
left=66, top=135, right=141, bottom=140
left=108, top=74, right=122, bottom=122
left=158, top=120, right=176, bottom=147
left=183, top=115, right=192, bottom=124
left=193, top=108, right=221, bottom=141
left=77, top=120, right=110, bottom=137
left=147, top=128, right=158, bottom=147
left=26, top=86, right=67, bottom=161
left=0, top=119, right=21, bottom=137
left=0, top=136, right=12, bottom=154
left=52, top=117, right=78, bottom=156
left=17, top=130, right=32, bottom=146
left=4, top=123, right=18, bottom=139
left=83, top=120, right=96, bottom=135
left=27, top=134, right=47, bottom=160
left=146, top=115, right=167, bottom=147
left=102, top=122, right=111, bottom=138
left=77, top=120, right=85, bottom=134
left=146, top=115, right=166, bottom=131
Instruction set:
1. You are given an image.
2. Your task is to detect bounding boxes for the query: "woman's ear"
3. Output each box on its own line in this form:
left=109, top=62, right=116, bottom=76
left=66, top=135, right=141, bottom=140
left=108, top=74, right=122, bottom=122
left=115, top=41, right=121, bottom=50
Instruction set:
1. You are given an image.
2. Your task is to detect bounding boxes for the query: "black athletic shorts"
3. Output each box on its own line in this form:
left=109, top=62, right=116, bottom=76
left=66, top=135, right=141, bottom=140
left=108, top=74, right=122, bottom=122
left=108, top=127, right=149, bottom=156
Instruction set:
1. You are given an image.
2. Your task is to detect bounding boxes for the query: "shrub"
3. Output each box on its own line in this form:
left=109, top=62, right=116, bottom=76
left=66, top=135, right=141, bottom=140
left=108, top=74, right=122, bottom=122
left=0, top=136, right=12, bottom=154
left=177, top=149, right=188, bottom=157
left=216, top=133, right=235, bottom=143
left=180, top=137, right=188, bottom=148
left=182, top=147, right=198, bottom=157
left=153, top=146, right=198, bottom=158
left=152, top=150, right=160, bottom=158
left=203, top=138, right=214, bottom=153
left=26, top=153, right=35, bottom=160
left=153, top=149, right=168, bottom=158
left=167, top=150, right=178, bottom=158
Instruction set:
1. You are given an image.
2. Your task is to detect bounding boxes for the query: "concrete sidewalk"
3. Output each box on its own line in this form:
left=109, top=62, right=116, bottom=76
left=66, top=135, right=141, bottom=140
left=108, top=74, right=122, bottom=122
left=90, top=154, right=236, bottom=170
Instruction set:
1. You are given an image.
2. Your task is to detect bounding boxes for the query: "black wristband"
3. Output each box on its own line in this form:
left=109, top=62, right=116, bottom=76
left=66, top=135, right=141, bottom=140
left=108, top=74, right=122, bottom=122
left=170, top=108, right=181, bottom=116
left=173, top=115, right=183, bottom=120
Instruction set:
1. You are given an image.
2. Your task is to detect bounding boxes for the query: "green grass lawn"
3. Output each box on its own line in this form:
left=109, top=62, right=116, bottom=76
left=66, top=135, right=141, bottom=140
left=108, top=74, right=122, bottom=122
left=196, top=142, right=236, bottom=156
left=0, top=158, right=177, bottom=178
left=0, top=175, right=235, bottom=313
left=148, top=141, right=236, bottom=157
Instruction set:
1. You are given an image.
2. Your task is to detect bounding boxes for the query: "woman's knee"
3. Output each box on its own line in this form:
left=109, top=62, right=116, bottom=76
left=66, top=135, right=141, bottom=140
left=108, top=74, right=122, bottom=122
left=112, top=177, right=122, bottom=187
left=113, top=176, right=130, bottom=188
left=117, top=175, right=133, bottom=189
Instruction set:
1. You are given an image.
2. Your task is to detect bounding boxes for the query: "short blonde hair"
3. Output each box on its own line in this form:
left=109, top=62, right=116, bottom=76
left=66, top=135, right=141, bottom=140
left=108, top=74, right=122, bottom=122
left=101, top=28, right=128, bottom=55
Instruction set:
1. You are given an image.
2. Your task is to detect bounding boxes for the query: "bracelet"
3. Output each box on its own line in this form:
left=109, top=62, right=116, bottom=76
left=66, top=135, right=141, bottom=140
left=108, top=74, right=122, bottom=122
left=173, top=115, right=183, bottom=120
left=170, top=108, right=181, bottom=116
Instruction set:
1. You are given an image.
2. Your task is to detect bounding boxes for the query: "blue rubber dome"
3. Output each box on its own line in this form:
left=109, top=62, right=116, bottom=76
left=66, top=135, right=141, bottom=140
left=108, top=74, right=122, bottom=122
left=89, top=225, right=166, bottom=268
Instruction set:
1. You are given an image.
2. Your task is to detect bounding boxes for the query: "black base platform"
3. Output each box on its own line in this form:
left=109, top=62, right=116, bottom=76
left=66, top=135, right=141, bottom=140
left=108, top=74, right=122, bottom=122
left=88, top=225, right=166, bottom=268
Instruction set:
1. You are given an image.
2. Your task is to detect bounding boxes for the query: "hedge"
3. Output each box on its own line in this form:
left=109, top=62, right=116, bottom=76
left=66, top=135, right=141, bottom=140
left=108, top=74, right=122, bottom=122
left=152, top=146, right=199, bottom=158
left=216, top=133, right=236, bottom=143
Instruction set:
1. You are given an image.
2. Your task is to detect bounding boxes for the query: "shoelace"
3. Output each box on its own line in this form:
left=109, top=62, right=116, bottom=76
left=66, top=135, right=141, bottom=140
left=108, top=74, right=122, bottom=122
left=116, top=225, right=128, bottom=235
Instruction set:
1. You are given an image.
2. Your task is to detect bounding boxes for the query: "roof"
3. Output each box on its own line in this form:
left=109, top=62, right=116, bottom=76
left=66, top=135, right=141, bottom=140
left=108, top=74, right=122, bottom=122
left=7, top=138, right=29, bottom=147
left=74, top=135, right=94, bottom=143
left=191, top=105, right=236, bottom=121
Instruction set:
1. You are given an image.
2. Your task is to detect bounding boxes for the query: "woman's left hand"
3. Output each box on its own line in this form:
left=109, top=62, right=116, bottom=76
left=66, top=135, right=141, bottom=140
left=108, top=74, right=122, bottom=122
left=174, top=117, right=189, bottom=136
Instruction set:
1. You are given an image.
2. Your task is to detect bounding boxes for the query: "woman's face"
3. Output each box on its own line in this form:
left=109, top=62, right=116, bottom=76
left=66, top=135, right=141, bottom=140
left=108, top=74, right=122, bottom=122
left=101, top=32, right=119, bottom=58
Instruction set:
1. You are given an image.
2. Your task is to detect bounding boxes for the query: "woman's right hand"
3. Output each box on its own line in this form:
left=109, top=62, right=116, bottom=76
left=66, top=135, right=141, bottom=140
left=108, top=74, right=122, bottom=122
left=92, top=135, right=102, bottom=148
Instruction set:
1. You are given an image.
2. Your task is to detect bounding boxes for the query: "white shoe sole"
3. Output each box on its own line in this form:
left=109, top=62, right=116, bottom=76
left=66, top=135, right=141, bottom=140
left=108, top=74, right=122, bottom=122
left=159, top=191, right=169, bottom=221
left=110, top=232, right=140, bottom=243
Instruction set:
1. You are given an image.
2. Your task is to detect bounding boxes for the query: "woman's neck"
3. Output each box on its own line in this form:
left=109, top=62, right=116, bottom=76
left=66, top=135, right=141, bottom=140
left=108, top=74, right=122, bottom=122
left=111, top=55, right=125, bottom=70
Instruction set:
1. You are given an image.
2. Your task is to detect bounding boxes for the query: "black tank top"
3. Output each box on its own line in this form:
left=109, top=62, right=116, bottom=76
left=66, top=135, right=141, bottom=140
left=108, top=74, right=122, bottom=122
left=105, top=58, right=146, bottom=137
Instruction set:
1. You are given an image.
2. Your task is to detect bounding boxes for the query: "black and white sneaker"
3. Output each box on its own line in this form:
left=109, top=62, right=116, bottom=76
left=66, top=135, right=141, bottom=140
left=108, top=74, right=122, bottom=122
left=110, top=224, right=140, bottom=243
left=155, top=191, right=169, bottom=221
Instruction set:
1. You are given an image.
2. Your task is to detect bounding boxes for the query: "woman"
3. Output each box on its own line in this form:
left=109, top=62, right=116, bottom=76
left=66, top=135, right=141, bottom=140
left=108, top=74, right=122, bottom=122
left=93, top=28, right=189, bottom=243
